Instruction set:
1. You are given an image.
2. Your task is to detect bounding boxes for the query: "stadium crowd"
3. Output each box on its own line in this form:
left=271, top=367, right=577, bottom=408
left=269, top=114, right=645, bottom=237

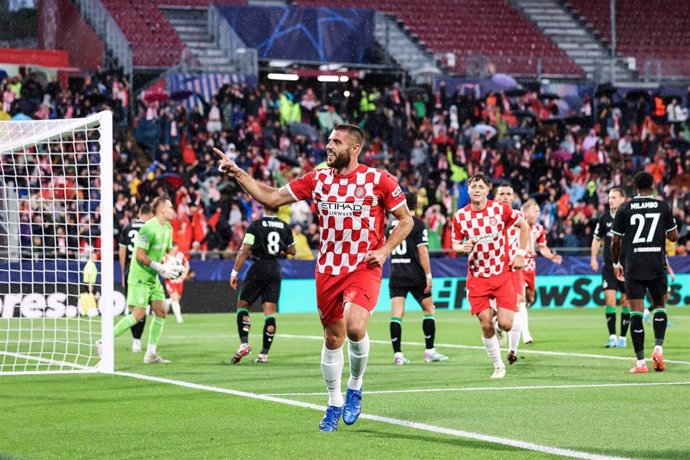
left=2, top=68, right=690, bottom=259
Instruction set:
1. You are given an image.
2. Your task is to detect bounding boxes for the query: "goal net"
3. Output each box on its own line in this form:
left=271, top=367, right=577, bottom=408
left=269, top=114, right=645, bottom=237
left=0, top=111, right=114, bottom=374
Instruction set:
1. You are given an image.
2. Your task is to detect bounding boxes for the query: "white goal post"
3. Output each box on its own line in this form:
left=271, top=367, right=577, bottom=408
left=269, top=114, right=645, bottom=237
left=0, top=111, right=114, bottom=375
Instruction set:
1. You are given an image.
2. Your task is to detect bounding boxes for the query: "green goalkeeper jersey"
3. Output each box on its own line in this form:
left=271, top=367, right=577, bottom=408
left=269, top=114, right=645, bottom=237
left=127, top=217, right=173, bottom=284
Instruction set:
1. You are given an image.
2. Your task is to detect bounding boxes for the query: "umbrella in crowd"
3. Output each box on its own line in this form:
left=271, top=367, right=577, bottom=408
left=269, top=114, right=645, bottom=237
left=144, top=92, right=168, bottom=104
left=625, top=90, right=650, bottom=101
left=491, top=73, right=519, bottom=90
left=277, top=155, right=301, bottom=167
left=157, top=173, right=184, bottom=189
left=540, top=92, right=560, bottom=100
left=85, top=93, right=109, bottom=106
left=288, top=122, right=320, bottom=141
left=472, top=123, right=497, bottom=137
left=595, top=84, right=616, bottom=98
left=171, top=90, right=194, bottom=101
left=505, top=88, right=527, bottom=97
left=564, top=115, right=592, bottom=128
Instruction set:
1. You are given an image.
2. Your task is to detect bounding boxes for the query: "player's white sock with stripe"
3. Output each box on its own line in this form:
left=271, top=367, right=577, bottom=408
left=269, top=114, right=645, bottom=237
left=347, top=334, right=369, bottom=391
left=509, top=310, right=521, bottom=353
left=171, top=301, right=183, bottom=323
left=321, top=345, right=344, bottom=407
left=519, top=302, right=532, bottom=342
left=482, top=335, right=503, bottom=367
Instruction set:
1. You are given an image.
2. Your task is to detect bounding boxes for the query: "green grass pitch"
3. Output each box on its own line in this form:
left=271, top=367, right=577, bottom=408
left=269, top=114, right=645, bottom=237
left=2, top=308, right=689, bottom=459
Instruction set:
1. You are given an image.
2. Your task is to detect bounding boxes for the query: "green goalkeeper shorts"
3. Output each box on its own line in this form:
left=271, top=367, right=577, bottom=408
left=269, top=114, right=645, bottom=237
left=127, top=279, right=165, bottom=308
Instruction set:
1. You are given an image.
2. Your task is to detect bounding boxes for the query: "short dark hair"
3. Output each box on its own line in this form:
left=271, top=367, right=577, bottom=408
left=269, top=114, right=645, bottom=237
left=609, top=187, right=626, bottom=198
left=151, top=196, right=171, bottom=213
left=468, top=173, right=491, bottom=187
left=405, top=193, right=417, bottom=211
left=334, top=123, right=364, bottom=145
left=494, top=182, right=513, bottom=193
left=263, top=205, right=279, bottom=215
left=633, top=171, right=654, bottom=192
left=139, top=203, right=152, bottom=216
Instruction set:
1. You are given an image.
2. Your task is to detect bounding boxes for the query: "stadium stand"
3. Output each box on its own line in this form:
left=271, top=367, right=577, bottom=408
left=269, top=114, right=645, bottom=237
left=100, top=0, right=246, bottom=68
left=567, top=0, right=690, bottom=77
left=296, top=0, right=584, bottom=76
left=2, top=70, right=690, bottom=258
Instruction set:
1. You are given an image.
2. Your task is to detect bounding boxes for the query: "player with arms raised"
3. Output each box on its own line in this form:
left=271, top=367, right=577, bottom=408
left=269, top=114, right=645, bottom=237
left=119, top=204, right=153, bottom=352
left=229, top=205, right=295, bottom=364
left=103, top=197, right=183, bottom=364
left=216, top=124, right=412, bottom=431
left=611, top=172, right=677, bottom=373
left=591, top=188, right=630, bottom=348
left=452, top=174, right=530, bottom=378
left=386, top=193, right=447, bottom=365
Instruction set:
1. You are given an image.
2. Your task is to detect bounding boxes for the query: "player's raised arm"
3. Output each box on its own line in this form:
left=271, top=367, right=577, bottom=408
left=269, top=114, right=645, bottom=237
left=214, top=147, right=295, bottom=209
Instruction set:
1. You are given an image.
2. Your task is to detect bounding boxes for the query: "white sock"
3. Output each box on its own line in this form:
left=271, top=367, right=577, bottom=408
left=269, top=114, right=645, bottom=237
left=347, top=334, right=370, bottom=391
left=636, top=358, right=646, bottom=367
left=654, top=345, right=663, bottom=354
left=321, top=345, right=344, bottom=407
left=132, top=338, right=141, bottom=347
left=147, top=343, right=157, bottom=354
left=508, top=311, right=521, bottom=353
left=519, top=302, right=532, bottom=342
left=425, top=348, right=435, bottom=354
left=171, top=301, right=183, bottom=323
left=482, top=335, right=503, bottom=367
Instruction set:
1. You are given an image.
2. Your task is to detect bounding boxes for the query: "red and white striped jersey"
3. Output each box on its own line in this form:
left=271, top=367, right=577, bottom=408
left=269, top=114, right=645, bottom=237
left=287, top=164, right=406, bottom=275
left=451, top=200, right=521, bottom=278
left=506, top=209, right=525, bottom=271
left=524, top=223, right=547, bottom=272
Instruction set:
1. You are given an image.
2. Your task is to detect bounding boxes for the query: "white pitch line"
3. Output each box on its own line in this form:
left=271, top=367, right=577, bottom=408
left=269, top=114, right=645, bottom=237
left=114, top=370, right=629, bottom=460
left=264, top=380, right=690, bottom=396
left=277, top=334, right=690, bottom=366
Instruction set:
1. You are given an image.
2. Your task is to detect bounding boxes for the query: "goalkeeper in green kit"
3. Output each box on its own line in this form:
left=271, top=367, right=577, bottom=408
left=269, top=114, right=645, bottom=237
left=100, top=196, right=183, bottom=363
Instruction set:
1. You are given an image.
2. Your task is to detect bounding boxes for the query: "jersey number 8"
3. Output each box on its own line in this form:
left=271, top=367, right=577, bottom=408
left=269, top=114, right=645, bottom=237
left=267, top=231, right=281, bottom=255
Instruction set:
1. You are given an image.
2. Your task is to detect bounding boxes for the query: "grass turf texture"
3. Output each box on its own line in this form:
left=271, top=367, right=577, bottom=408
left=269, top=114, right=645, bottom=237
left=2, top=308, right=689, bottom=459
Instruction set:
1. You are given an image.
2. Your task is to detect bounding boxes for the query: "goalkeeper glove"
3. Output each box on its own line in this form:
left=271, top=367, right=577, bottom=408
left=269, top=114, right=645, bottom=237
left=150, top=261, right=183, bottom=280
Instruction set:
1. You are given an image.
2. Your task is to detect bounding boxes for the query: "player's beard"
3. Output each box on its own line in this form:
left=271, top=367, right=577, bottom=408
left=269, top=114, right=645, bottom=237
left=326, top=149, right=350, bottom=170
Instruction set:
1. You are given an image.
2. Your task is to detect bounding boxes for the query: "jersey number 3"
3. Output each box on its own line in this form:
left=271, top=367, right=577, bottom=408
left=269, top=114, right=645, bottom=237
left=630, top=213, right=660, bottom=244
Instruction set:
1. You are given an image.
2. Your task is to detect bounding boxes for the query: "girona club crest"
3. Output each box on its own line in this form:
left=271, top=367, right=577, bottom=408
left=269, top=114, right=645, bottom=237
left=354, top=186, right=365, bottom=199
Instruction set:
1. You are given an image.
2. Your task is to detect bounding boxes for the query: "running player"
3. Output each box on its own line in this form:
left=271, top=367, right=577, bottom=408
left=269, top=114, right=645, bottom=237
left=118, top=204, right=153, bottom=352
left=163, top=243, right=190, bottom=324
left=452, top=173, right=530, bottom=379
left=611, top=171, right=678, bottom=373
left=591, top=188, right=629, bottom=348
left=104, top=196, right=183, bottom=364
left=493, top=183, right=525, bottom=364
left=229, top=205, right=295, bottom=364
left=520, top=200, right=563, bottom=344
left=387, top=193, right=447, bottom=365
left=216, top=123, right=412, bottom=432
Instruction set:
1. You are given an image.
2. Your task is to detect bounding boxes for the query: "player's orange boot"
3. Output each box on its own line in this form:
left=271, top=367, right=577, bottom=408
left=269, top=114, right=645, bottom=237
left=629, top=362, right=649, bottom=373
left=651, top=349, right=665, bottom=372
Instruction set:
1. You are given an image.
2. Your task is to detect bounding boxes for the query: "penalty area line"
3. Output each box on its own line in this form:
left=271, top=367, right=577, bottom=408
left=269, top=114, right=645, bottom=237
left=277, top=334, right=690, bottom=366
left=264, top=380, right=690, bottom=396
left=114, top=370, right=628, bottom=460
